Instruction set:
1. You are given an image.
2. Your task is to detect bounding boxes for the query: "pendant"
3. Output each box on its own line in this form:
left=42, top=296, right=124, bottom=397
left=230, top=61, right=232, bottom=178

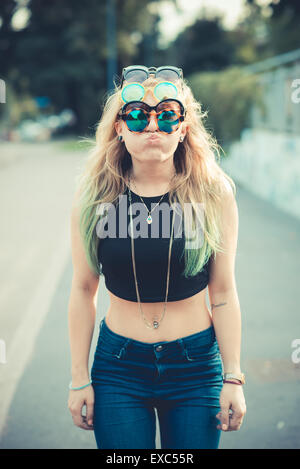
left=153, top=321, right=159, bottom=329
left=147, top=215, right=152, bottom=224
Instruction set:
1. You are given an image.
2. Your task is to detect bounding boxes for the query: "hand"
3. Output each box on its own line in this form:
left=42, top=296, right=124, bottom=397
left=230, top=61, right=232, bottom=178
left=68, top=385, right=95, bottom=430
left=216, top=383, right=246, bottom=431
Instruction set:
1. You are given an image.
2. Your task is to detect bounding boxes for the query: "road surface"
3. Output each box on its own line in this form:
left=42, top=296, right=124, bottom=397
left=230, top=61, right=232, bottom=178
left=0, top=140, right=299, bottom=449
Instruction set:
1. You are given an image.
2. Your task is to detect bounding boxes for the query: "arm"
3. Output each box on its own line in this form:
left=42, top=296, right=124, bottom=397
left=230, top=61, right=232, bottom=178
left=208, top=183, right=241, bottom=375
left=67, top=190, right=99, bottom=430
left=208, top=183, right=246, bottom=431
left=68, top=190, right=100, bottom=383
left=209, top=285, right=241, bottom=374
left=68, top=282, right=98, bottom=385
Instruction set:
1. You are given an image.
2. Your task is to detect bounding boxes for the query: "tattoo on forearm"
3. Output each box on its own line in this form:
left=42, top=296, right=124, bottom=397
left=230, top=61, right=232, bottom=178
left=211, top=302, right=227, bottom=311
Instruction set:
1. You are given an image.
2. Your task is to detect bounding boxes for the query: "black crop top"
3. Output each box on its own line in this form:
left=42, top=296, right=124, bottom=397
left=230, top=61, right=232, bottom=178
left=97, top=186, right=210, bottom=302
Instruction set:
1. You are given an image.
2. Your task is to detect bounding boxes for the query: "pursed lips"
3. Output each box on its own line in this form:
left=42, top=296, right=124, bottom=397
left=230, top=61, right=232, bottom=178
left=147, top=134, right=160, bottom=141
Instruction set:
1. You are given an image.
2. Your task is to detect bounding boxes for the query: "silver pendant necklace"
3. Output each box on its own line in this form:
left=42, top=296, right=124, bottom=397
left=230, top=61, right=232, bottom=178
left=128, top=172, right=175, bottom=224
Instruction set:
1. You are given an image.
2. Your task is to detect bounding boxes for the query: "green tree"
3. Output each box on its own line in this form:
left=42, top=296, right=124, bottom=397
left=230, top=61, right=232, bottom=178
left=0, top=0, right=169, bottom=133
left=168, top=17, right=235, bottom=75
left=188, top=66, right=263, bottom=148
left=246, top=0, right=300, bottom=55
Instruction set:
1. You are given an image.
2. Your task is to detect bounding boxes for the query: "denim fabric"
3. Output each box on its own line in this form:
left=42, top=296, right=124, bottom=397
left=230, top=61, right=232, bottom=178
left=91, top=318, right=224, bottom=449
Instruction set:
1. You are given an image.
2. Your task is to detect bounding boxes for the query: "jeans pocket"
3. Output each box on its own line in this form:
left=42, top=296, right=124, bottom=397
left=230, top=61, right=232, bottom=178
left=183, top=338, right=220, bottom=362
left=95, top=337, right=127, bottom=360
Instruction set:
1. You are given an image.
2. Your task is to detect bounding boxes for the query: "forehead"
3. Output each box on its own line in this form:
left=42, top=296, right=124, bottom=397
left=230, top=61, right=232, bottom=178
left=143, top=84, right=185, bottom=108
left=142, top=89, right=160, bottom=106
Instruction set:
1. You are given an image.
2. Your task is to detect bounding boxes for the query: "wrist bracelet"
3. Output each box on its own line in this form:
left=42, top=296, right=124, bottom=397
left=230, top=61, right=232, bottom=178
left=69, top=380, right=92, bottom=391
left=223, top=379, right=243, bottom=386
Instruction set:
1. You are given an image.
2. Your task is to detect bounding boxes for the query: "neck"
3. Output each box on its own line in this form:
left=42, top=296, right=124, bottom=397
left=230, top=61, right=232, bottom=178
left=128, top=164, right=176, bottom=185
left=127, top=166, right=176, bottom=198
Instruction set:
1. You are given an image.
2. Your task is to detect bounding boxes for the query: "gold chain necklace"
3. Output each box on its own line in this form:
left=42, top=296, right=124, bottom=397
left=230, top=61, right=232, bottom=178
left=127, top=176, right=175, bottom=330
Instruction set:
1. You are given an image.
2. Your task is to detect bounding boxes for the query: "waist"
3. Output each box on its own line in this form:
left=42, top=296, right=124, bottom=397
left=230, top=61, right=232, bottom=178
left=99, top=316, right=217, bottom=352
left=104, top=289, right=213, bottom=343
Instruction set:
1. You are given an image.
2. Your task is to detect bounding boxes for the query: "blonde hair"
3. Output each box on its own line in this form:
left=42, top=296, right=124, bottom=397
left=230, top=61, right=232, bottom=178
left=75, top=75, right=236, bottom=277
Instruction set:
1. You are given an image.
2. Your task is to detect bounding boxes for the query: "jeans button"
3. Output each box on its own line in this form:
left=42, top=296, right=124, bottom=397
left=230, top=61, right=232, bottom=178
left=156, top=345, right=163, bottom=352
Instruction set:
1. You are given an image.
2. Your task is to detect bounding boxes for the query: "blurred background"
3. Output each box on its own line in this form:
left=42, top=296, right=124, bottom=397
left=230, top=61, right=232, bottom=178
left=0, top=0, right=299, bottom=450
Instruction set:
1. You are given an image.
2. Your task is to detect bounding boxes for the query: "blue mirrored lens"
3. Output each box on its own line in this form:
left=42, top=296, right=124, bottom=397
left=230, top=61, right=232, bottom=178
left=158, top=110, right=179, bottom=133
left=126, top=109, right=148, bottom=131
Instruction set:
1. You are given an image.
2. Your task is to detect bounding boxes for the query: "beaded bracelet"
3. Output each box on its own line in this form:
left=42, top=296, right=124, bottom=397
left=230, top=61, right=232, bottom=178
left=69, top=380, right=92, bottom=391
left=223, top=379, right=242, bottom=386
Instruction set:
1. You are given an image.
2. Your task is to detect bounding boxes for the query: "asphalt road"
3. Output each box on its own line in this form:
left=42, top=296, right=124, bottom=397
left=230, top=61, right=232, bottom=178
left=0, top=140, right=299, bottom=449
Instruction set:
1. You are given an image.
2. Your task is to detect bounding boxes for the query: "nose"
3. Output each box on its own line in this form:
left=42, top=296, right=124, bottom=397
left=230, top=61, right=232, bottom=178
left=145, top=111, right=158, bottom=132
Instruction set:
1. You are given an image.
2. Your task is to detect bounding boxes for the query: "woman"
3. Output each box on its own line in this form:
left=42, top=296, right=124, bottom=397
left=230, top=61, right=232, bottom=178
left=67, top=65, right=246, bottom=449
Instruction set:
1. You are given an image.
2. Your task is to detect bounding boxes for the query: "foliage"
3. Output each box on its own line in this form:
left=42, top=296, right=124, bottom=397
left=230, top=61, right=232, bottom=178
left=167, top=17, right=235, bottom=75
left=245, top=0, right=300, bottom=56
left=1, top=0, right=299, bottom=137
left=0, top=0, right=167, bottom=133
left=188, top=66, right=264, bottom=148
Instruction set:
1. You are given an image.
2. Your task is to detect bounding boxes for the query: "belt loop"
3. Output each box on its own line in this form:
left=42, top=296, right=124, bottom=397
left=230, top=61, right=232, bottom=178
left=177, top=338, right=189, bottom=360
left=122, top=338, right=131, bottom=353
left=118, top=338, right=131, bottom=359
left=178, top=338, right=185, bottom=353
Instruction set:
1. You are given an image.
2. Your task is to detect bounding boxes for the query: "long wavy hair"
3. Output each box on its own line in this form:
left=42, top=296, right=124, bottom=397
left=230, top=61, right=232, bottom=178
left=75, top=74, right=236, bottom=278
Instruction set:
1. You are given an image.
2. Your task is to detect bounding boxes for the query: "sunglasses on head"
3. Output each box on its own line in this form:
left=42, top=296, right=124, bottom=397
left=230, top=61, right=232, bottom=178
left=121, top=81, right=179, bottom=104
left=118, top=98, right=185, bottom=134
left=120, top=65, right=183, bottom=88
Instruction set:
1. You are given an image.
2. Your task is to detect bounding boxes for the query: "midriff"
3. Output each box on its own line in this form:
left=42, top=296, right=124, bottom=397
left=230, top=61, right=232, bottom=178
left=104, top=287, right=213, bottom=343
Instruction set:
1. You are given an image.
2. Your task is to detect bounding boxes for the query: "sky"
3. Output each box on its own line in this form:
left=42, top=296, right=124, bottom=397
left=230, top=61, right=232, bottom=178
left=156, top=0, right=248, bottom=47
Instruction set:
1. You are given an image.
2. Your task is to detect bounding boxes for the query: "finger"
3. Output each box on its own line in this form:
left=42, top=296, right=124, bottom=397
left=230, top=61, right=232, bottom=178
left=229, top=418, right=244, bottom=431
left=219, top=406, right=230, bottom=431
left=70, top=407, right=90, bottom=429
left=78, top=422, right=94, bottom=430
left=215, top=412, right=222, bottom=430
left=229, top=420, right=243, bottom=432
left=229, top=411, right=243, bottom=430
left=81, top=415, right=94, bottom=430
left=82, top=413, right=94, bottom=429
left=216, top=421, right=233, bottom=431
left=73, top=414, right=94, bottom=431
left=86, top=402, right=94, bottom=427
left=69, top=399, right=94, bottom=430
left=70, top=407, right=82, bottom=426
left=72, top=414, right=84, bottom=428
left=215, top=412, right=225, bottom=430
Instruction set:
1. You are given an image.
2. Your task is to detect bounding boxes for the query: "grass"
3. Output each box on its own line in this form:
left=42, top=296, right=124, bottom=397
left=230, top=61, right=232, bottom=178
left=56, top=136, right=94, bottom=152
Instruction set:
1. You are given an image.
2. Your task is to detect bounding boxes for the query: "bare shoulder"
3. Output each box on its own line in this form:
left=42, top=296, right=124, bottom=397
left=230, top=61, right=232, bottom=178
left=220, top=177, right=236, bottom=202
left=70, top=187, right=100, bottom=296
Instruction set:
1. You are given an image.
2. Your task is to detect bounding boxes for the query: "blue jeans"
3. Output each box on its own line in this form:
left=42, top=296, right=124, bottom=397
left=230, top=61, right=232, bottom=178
left=91, top=318, right=223, bottom=449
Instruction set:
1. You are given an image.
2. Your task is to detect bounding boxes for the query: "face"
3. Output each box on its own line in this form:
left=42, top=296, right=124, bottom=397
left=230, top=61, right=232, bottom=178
left=114, top=86, right=188, bottom=164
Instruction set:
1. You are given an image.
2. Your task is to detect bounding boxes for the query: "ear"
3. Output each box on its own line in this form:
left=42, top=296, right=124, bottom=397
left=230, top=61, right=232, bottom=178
left=181, top=122, right=189, bottom=138
left=114, top=120, right=121, bottom=136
